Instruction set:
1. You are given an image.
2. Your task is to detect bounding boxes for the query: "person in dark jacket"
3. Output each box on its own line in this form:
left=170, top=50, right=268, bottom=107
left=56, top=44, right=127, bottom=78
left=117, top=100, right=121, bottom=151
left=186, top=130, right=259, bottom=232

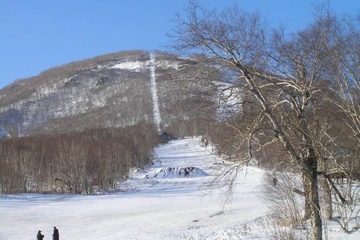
left=53, top=226, right=59, bottom=240
left=37, top=230, right=44, bottom=240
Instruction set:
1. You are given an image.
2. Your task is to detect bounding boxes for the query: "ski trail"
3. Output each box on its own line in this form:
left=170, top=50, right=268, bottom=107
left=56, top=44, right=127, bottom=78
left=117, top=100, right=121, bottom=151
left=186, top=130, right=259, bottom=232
left=149, top=52, right=162, bottom=134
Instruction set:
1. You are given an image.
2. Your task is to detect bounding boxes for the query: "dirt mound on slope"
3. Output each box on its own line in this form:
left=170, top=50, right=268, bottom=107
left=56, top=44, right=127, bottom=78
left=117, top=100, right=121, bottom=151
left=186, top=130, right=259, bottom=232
left=145, top=167, right=208, bottom=178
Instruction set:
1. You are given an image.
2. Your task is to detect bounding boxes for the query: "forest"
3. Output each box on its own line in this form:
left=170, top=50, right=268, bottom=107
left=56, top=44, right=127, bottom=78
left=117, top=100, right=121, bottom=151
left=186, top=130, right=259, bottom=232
left=0, top=121, right=159, bottom=195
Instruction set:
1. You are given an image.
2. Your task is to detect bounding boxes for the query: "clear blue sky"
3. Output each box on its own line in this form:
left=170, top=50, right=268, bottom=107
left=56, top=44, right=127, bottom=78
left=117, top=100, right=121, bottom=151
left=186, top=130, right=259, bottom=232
left=0, top=0, right=358, bottom=89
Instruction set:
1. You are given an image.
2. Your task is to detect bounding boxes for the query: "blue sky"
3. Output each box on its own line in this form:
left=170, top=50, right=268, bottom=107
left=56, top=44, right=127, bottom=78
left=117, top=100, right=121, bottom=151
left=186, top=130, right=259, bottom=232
left=0, top=0, right=358, bottom=90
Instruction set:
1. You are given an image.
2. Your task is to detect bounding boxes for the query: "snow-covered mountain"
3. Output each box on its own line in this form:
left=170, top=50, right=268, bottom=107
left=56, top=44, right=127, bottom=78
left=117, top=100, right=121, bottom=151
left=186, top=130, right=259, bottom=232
left=0, top=50, right=212, bottom=137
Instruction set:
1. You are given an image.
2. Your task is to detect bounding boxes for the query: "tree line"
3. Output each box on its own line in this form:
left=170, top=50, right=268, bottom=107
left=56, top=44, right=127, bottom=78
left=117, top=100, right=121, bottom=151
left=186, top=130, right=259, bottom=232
left=0, top=121, right=159, bottom=195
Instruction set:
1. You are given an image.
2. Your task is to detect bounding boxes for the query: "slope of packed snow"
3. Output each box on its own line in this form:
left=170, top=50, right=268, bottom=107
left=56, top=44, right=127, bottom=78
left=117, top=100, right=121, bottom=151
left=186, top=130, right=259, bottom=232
left=0, top=138, right=359, bottom=239
left=148, top=52, right=162, bottom=134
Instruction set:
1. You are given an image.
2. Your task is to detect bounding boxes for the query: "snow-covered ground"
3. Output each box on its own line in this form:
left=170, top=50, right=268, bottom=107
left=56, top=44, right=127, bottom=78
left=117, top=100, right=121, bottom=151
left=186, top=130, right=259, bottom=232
left=148, top=52, right=162, bottom=134
left=1, top=138, right=359, bottom=239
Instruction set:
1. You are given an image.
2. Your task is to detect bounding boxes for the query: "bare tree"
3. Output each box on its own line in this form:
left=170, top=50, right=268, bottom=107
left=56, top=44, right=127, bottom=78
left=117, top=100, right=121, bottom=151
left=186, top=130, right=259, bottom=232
left=318, top=12, right=360, bottom=233
left=54, top=137, right=89, bottom=194
left=261, top=171, right=305, bottom=228
left=169, top=2, right=353, bottom=239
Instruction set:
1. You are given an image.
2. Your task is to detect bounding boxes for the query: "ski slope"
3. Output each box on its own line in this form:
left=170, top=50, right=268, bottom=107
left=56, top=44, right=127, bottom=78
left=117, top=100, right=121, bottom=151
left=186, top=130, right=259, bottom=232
left=0, top=138, right=359, bottom=239
left=148, top=52, right=162, bottom=134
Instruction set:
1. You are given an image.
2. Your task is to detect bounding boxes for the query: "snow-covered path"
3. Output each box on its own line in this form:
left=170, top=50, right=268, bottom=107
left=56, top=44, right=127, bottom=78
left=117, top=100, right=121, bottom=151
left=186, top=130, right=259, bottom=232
left=148, top=52, right=162, bottom=134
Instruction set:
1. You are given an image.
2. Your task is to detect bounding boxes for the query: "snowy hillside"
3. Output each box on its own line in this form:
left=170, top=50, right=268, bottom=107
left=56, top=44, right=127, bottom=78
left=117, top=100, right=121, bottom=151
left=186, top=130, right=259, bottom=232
left=0, top=50, right=208, bottom=137
left=1, top=138, right=358, bottom=239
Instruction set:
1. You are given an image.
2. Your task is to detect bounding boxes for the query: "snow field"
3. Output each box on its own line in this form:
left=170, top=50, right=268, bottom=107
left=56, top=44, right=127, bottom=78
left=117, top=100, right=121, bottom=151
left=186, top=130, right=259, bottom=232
left=1, top=138, right=359, bottom=239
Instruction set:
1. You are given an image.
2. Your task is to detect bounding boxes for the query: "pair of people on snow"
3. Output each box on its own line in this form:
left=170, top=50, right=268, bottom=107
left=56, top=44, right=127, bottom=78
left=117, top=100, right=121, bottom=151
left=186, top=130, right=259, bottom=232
left=37, top=227, right=59, bottom=240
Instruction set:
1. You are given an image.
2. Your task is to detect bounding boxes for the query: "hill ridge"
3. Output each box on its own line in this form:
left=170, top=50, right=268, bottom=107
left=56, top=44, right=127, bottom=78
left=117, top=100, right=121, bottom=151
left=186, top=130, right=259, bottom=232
left=0, top=50, right=209, bottom=138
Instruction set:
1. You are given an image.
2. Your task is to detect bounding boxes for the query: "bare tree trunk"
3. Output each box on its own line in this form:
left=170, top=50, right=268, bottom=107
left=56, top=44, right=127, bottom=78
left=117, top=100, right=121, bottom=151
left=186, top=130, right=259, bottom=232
left=302, top=168, right=322, bottom=240
left=298, top=105, right=322, bottom=239
left=317, top=156, right=332, bottom=220
left=321, top=176, right=332, bottom=219
left=303, top=189, right=311, bottom=221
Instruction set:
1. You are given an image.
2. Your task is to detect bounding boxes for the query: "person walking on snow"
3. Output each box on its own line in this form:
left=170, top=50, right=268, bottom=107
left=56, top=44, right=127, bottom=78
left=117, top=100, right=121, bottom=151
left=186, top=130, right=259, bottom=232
left=37, top=230, right=44, bottom=240
left=53, top=226, right=59, bottom=240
